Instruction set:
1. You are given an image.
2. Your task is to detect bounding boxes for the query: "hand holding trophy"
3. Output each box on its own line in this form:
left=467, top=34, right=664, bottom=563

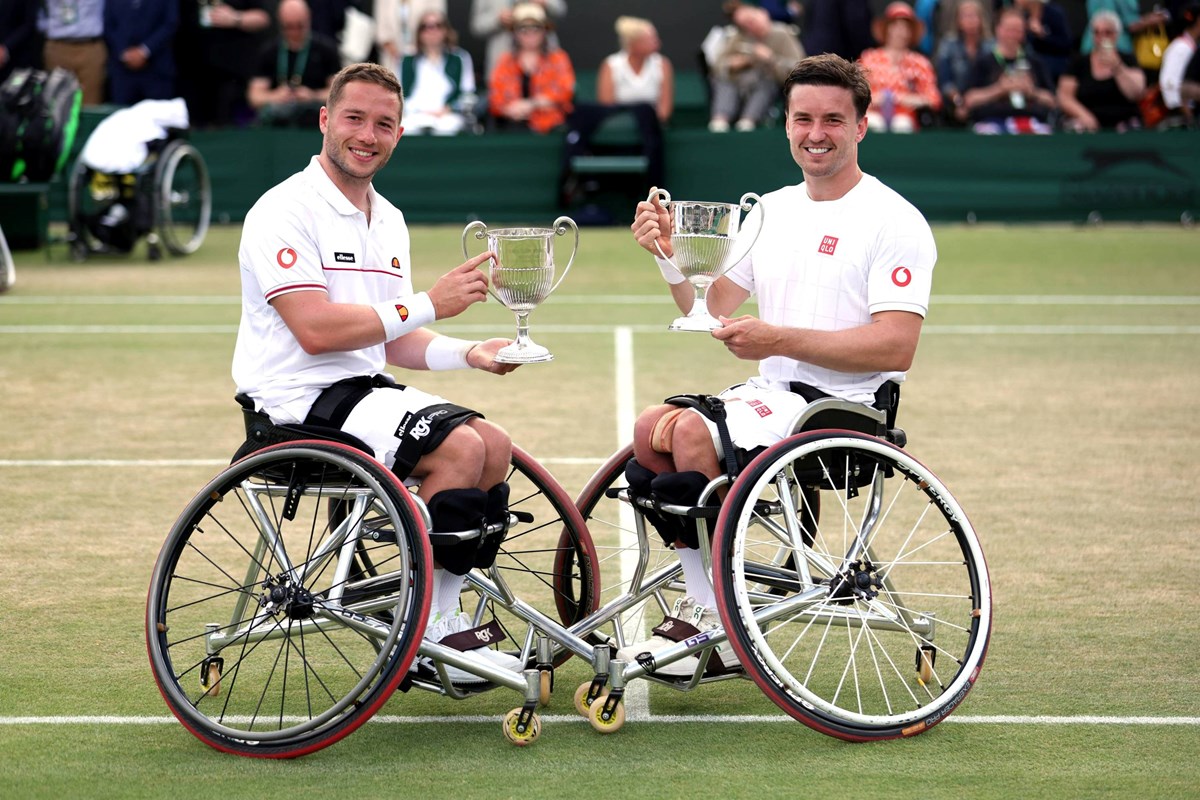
left=648, top=187, right=763, bottom=332
left=461, top=216, right=578, bottom=363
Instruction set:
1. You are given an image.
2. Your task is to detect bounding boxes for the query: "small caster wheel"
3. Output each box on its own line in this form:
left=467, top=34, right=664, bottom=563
left=916, top=645, right=936, bottom=686
left=573, top=681, right=599, bottom=717
left=147, top=242, right=162, bottom=261
left=538, top=670, right=552, bottom=707
left=501, top=708, right=540, bottom=746
left=587, top=693, right=625, bottom=734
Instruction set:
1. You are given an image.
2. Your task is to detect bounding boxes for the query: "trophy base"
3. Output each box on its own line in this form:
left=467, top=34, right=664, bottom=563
left=669, top=313, right=722, bottom=332
left=495, top=343, right=554, bottom=364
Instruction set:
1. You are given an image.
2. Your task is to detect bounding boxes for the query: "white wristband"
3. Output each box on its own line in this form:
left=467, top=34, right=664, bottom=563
left=655, top=255, right=687, bottom=285
left=371, top=292, right=435, bottom=342
left=425, top=335, right=480, bottom=371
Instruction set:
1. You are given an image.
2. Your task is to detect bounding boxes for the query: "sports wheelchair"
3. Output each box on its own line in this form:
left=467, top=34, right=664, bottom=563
left=146, top=384, right=990, bottom=756
left=67, top=133, right=210, bottom=261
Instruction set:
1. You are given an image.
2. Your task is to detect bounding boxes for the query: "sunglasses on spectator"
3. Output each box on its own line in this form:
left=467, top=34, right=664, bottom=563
left=419, top=21, right=445, bottom=31
left=1092, top=27, right=1118, bottom=36
left=516, top=24, right=544, bottom=32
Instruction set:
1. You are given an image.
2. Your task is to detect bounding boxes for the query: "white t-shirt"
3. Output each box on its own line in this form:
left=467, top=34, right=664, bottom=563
left=604, top=51, right=665, bottom=106
left=232, top=156, right=430, bottom=423
left=723, top=174, right=936, bottom=404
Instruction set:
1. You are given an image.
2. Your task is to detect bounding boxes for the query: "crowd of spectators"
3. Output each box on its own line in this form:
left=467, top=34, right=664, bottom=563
left=2, top=0, right=1198, bottom=134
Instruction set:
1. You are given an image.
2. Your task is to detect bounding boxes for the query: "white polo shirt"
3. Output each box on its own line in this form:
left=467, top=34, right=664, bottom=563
left=724, top=174, right=936, bottom=404
left=232, top=156, right=433, bottom=423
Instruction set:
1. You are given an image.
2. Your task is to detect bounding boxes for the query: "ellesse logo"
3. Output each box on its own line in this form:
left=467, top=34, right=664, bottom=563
left=334, top=252, right=355, bottom=263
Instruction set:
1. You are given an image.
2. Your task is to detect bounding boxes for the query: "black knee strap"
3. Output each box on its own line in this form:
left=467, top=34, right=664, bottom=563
left=426, top=488, right=488, bottom=576
left=473, top=481, right=510, bottom=569
left=650, top=470, right=715, bottom=550
left=665, top=394, right=739, bottom=478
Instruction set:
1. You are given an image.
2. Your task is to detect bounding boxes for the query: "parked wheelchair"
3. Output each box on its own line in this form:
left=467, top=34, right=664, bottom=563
left=146, top=383, right=990, bottom=756
left=67, top=133, right=210, bottom=261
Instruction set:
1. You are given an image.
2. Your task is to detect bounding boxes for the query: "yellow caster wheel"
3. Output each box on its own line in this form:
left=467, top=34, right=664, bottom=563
left=502, top=709, right=541, bottom=746
left=573, top=681, right=600, bottom=717
left=538, top=670, right=553, bottom=707
left=587, top=693, right=625, bottom=734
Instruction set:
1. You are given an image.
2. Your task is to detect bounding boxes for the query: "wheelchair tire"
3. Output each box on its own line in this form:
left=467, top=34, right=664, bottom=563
left=465, top=444, right=601, bottom=669
left=712, top=431, right=991, bottom=741
left=66, top=157, right=103, bottom=258
left=0, top=224, right=12, bottom=293
left=146, top=441, right=432, bottom=758
left=154, top=140, right=211, bottom=256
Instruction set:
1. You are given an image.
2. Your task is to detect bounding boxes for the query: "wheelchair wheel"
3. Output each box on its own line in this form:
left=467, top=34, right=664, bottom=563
left=574, top=445, right=690, bottom=650
left=154, top=140, right=211, bottom=256
left=146, top=441, right=432, bottom=758
left=66, top=158, right=105, bottom=258
left=712, top=431, right=991, bottom=741
left=461, top=445, right=600, bottom=668
left=0, top=224, right=12, bottom=293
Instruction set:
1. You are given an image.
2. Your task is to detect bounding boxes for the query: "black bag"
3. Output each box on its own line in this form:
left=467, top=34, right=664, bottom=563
left=0, top=68, right=83, bottom=182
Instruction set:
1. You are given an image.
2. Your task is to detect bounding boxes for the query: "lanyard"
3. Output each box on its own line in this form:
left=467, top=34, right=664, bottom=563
left=278, top=39, right=311, bottom=88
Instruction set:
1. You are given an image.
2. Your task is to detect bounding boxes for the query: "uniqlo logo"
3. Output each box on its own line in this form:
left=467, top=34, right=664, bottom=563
left=748, top=399, right=773, bottom=418
left=818, top=236, right=838, bottom=255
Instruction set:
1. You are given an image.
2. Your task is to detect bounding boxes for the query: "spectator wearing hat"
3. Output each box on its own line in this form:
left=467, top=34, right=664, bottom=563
left=858, top=1, right=942, bottom=132
left=597, top=15, right=674, bottom=123
left=708, top=2, right=804, bottom=132
left=487, top=2, right=574, bottom=133
left=472, top=0, right=566, bottom=80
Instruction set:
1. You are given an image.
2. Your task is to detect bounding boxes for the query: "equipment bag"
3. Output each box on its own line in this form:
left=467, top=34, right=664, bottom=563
left=0, top=68, right=83, bottom=182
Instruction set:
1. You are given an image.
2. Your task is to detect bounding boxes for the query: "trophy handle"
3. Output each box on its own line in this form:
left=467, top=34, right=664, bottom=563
left=645, top=187, right=680, bottom=271
left=549, top=215, right=578, bottom=295
left=461, top=220, right=504, bottom=305
left=725, top=191, right=764, bottom=271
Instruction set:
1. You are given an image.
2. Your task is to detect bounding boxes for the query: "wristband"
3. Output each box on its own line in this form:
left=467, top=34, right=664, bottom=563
left=655, top=255, right=687, bottom=285
left=425, top=335, right=480, bottom=371
left=371, top=292, right=435, bottom=342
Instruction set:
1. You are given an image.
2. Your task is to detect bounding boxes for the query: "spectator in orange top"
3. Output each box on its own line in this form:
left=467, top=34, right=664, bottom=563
left=858, top=2, right=942, bottom=132
left=487, top=2, right=574, bottom=133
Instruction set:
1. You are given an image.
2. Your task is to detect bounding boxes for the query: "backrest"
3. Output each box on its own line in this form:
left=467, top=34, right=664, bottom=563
left=232, top=394, right=374, bottom=464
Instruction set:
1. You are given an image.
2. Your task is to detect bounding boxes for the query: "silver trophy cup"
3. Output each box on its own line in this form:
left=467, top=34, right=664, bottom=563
left=648, top=187, right=764, bottom=332
left=461, top=216, right=578, bottom=363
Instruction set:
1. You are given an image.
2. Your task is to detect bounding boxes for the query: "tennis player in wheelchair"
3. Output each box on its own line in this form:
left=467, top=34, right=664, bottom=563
left=233, top=62, right=522, bottom=683
left=620, top=54, right=938, bottom=677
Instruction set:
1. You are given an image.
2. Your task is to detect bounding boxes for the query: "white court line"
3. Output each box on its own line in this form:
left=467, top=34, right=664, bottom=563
left=614, top=325, right=650, bottom=721
left=0, top=457, right=605, bottom=468
left=2, top=294, right=1200, bottom=306
left=3, top=324, right=1199, bottom=336
left=1, top=714, right=1196, bottom=726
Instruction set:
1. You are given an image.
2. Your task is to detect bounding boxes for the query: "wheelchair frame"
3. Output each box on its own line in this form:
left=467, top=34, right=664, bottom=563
left=146, top=391, right=991, bottom=755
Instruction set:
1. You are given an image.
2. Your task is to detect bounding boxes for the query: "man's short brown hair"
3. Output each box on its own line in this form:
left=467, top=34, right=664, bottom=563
left=782, top=54, right=873, bottom=119
left=328, top=62, right=404, bottom=118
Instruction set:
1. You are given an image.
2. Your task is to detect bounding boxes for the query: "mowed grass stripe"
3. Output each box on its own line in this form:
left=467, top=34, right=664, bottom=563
left=3, top=714, right=1198, bottom=725
left=4, top=324, right=1200, bottom=335
left=3, top=294, right=1200, bottom=305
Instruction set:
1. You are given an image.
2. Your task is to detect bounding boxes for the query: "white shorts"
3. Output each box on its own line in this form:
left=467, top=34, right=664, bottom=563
left=689, top=384, right=811, bottom=458
left=339, top=384, right=471, bottom=476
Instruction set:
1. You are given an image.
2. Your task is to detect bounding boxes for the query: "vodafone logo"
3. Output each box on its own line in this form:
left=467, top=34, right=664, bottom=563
left=892, top=266, right=912, bottom=287
left=276, top=248, right=298, bottom=269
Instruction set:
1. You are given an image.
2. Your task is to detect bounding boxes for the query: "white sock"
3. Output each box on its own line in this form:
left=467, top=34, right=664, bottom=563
left=676, top=547, right=716, bottom=609
left=431, top=567, right=467, bottom=622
